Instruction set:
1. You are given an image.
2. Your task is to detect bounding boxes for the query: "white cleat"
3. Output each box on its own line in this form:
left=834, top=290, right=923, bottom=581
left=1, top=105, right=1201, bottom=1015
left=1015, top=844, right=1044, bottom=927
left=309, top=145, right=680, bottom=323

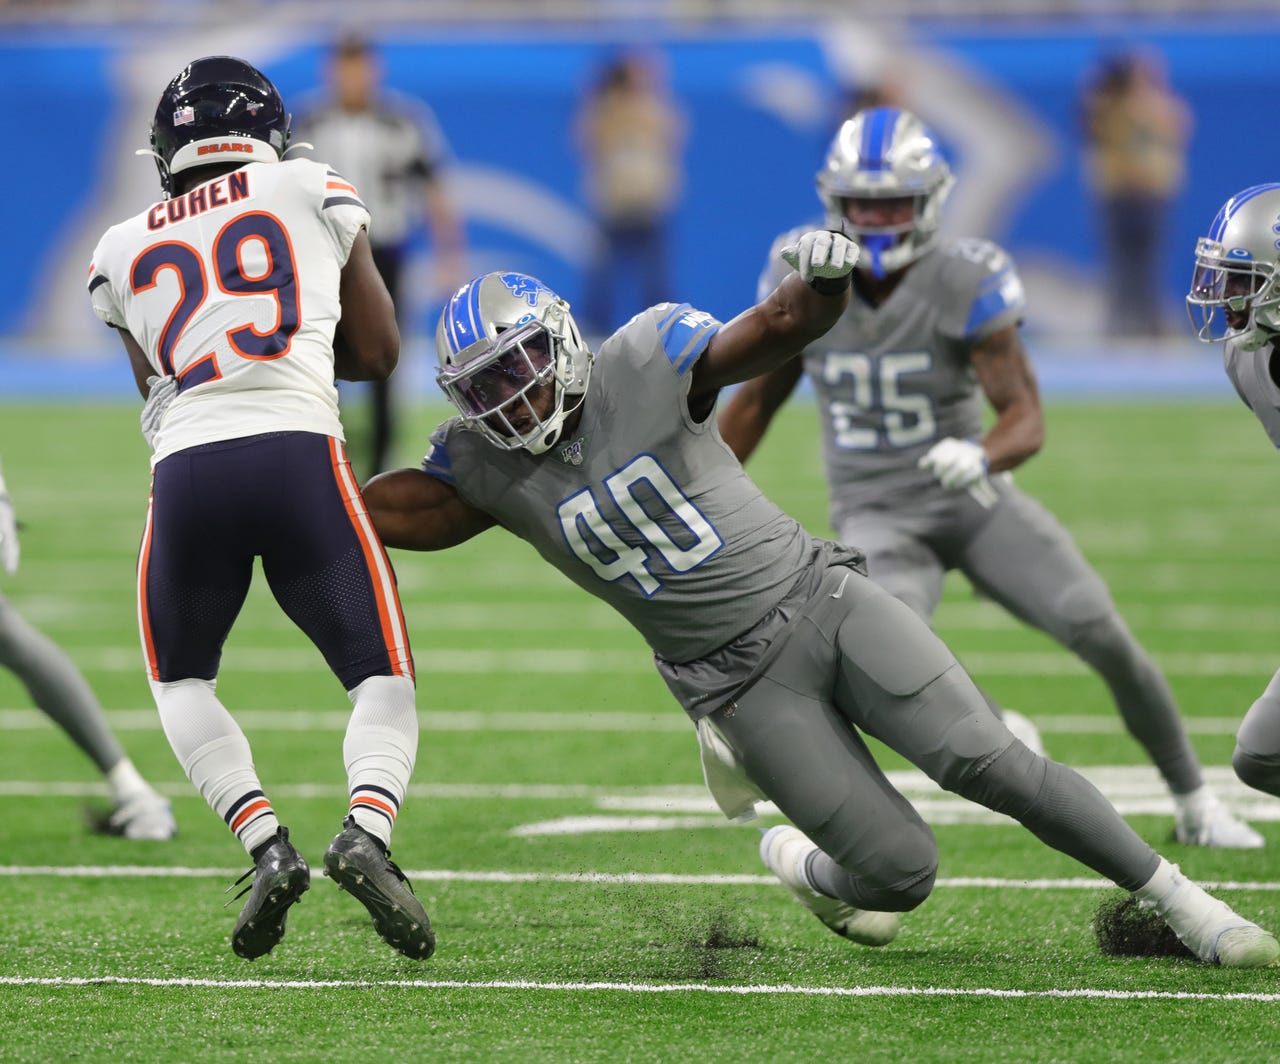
left=97, top=787, right=177, bottom=840
left=1142, top=862, right=1279, bottom=967
left=1002, top=709, right=1045, bottom=757
left=759, top=825, right=899, bottom=946
left=1174, top=786, right=1264, bottom=849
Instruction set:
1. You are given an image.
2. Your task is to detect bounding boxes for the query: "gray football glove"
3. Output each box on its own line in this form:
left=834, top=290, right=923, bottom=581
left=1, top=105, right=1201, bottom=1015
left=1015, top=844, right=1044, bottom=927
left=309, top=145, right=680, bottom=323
left=780, top=229, right=860, bottom=282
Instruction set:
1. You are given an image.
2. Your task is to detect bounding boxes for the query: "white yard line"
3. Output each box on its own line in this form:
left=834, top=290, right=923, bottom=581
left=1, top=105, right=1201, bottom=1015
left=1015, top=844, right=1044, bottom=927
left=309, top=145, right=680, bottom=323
left=0, top=865, right=1276, bottom=892
left=0, top=974, right=1276, bottom=1002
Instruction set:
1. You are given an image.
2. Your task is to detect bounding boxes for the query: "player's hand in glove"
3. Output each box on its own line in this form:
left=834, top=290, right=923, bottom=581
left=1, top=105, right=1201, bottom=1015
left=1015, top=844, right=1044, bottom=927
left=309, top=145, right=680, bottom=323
left=0, top=481, right=19, bottom=575
left=140, top=374, right=178, bottom=450
left=781, top=229, right=860, bottom=283
left=918, top=437, right=989, bottom=490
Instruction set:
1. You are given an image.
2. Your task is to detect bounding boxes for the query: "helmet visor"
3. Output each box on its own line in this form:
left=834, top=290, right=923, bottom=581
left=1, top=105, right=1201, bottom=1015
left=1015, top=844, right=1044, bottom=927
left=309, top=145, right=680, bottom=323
left=440, top=323, right=554, bottom=418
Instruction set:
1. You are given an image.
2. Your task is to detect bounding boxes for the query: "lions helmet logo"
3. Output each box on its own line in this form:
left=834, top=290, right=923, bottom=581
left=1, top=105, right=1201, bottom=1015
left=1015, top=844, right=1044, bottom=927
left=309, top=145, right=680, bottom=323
left=499, top=272, right=552, bottom=307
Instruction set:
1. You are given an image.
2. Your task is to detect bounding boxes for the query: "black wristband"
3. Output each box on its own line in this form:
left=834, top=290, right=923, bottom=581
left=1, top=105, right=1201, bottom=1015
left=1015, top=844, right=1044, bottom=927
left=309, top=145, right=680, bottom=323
left=809, top=273, right=851, bottom=295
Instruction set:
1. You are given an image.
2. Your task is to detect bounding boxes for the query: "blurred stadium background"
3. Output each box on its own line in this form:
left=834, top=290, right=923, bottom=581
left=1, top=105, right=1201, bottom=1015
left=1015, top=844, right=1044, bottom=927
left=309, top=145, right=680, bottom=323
left=1, top=1, right=1278, bottom=399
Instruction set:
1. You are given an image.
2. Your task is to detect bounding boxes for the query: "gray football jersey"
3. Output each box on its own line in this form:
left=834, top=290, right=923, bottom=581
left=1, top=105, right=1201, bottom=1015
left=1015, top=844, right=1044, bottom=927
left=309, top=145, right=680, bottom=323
left=422, top=302, right=822, bottom=663
left=1223, top=338, right=1280, bottom=450
left=759, top=225, right=1026, bottom=528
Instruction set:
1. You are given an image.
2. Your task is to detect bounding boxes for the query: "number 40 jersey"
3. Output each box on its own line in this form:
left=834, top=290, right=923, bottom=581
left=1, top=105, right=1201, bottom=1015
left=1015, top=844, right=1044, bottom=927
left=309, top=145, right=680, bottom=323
left=421, top=303, right=845, bottom=665
left=88, top=158, right=369, bottom=463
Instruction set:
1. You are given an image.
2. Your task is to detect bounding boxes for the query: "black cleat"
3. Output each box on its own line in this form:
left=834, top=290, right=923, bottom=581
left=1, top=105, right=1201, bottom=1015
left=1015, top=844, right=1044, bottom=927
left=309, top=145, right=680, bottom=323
left=323, top=816, right=435, bottom=960
left=227, top=826, right=311, bottom=960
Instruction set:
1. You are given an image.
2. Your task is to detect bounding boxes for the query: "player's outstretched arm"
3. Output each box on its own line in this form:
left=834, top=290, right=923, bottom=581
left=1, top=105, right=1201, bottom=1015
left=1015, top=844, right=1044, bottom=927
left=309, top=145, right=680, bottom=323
left=717, top=358, right=804, bottom=464
left=363, top=468, right=497, bottom=551
left=334, top=229, right=400, bottom=382
left=970, top=324, right=1044, bottom=474
left=689, top=230, right=855, bottom=406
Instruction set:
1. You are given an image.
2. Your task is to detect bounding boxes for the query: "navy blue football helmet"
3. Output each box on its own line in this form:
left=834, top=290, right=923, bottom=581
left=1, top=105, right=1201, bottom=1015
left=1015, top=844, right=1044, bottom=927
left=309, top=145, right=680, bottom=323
left=146, top=56, right=291, bottom=197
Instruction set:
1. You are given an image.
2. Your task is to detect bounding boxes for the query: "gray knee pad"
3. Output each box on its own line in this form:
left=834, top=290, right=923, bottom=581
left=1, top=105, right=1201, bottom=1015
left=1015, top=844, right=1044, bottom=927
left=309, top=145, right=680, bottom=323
left=1233, top=744, right=1280, bottom=798
left=814, top=833, right=938, bottom=913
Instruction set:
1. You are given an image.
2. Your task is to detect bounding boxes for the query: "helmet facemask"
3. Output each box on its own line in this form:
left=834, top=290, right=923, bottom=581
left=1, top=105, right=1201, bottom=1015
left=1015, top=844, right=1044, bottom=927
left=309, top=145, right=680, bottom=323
left=436, top=287, right=592, bottom=456
left=1187, top=237, right=1280, bottom=351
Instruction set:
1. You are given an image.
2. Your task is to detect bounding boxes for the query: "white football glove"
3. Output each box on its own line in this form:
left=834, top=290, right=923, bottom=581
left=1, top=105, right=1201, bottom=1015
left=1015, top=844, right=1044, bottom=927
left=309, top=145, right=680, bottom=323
left=0, top=483, right=18, bottom=576
left=918, top=437, right=989, bottom=490
left=780, top=229, right=860, bottom=283
left=140, top=375, right=178, bottom=450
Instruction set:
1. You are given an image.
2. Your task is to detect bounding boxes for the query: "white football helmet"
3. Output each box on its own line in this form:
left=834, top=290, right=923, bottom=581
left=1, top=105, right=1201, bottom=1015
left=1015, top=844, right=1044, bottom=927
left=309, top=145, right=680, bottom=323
left=1187, top=183, right=1280, bottom=351
left=816, top=107, right=955, bottom=278
left=435, top=272, right=593, bottom=455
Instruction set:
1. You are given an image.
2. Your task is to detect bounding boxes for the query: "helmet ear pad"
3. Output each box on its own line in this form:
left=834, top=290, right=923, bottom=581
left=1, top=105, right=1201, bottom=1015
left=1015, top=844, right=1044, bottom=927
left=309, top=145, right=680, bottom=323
left=149, top=55, right=291, bottom=196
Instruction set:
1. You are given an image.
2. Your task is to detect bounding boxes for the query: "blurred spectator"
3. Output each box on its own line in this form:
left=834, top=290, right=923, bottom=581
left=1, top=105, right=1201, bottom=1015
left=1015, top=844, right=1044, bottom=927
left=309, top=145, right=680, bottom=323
left=295, top=33, right=466, bottom=477
left=574, top=50, right=686, bottom=338
left=1081, top=48, right=1192, bottom=338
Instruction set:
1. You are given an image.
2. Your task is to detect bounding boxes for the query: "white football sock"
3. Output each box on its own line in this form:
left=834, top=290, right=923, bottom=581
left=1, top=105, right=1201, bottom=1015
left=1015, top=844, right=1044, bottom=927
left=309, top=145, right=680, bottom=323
left=151, top=678, right=278, bottom=855
left=343, top=674, right=417, bottom=848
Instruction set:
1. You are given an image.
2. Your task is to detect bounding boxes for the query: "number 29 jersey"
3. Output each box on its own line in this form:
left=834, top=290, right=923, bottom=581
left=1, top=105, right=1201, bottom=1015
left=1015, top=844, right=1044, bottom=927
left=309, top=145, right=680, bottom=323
left=88, top=158, right=371, bottom=463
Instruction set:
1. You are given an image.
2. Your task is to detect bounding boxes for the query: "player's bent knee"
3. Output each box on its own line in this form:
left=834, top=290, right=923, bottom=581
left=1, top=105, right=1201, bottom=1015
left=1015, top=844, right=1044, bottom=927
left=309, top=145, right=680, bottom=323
left=1233, top=743, right=1280, bottom=798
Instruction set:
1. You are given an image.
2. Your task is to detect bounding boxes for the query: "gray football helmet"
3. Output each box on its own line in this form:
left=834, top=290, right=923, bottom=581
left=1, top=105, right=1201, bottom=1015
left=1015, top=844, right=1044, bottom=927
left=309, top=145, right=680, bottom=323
left=435, top=272, right=593, bottom=455
left=816, top=107, right=955, bottom=278
left=1187, top=183, right=1280, bottom=351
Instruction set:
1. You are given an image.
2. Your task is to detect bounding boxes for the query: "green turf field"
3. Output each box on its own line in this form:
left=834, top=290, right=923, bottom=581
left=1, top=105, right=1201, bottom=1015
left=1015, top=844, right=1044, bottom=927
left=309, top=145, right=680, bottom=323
left=1, top=398, right=1278, bottom=1063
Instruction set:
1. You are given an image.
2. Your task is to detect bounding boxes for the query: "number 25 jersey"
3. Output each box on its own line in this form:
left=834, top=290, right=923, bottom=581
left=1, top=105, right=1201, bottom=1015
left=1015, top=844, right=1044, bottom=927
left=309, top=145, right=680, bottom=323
left=87, top=158, right=371, bottom=463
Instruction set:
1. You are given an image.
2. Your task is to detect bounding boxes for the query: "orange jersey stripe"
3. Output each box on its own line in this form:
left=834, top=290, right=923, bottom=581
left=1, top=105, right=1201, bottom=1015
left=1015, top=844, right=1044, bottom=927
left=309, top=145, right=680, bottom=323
left=136, top=489, right=160, bottom=681
left=230, top=799, right=272, bottom=833
left=327, top=438, right=414, bottom=680
left=351, top=795, right=398, bottom=819
left=325, top=180, right=359, bottom=195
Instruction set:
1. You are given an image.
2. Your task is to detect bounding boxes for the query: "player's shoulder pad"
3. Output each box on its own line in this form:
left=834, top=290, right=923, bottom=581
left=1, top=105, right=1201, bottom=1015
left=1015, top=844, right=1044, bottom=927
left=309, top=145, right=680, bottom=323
left=935, top=237, right=1026, bottom=338
left=638, top=302, right=723, bottom=376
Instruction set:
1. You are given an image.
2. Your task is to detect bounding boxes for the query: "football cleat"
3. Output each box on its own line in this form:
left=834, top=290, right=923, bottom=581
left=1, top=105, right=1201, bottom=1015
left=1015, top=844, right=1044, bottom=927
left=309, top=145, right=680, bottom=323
left=1173, top=786, right=1264, bottom=849
left=86, top=786, right=177, bottom=840
left=323, top=817, right=435, bottom=960
left=1141, top=862, right=1279, bottom=967
left=759, top=825, right=899, bottom=946
left=227, top=826, right=310, bottom=960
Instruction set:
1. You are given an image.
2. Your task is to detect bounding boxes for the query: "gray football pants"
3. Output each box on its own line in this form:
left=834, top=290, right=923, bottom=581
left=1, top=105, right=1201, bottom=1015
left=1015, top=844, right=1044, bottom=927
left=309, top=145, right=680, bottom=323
left=839, top=485, right=1203, bottom=795
left=711, top=565, right=1160, bottom=912
left=0, top=593, right=124, bottom=773
left=1234, top=669, right=1280, bottom=797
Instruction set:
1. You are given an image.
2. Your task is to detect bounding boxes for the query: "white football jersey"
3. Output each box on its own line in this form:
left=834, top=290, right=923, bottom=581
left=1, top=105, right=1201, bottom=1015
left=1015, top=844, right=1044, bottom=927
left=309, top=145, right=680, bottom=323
left=88, top=158, right=370, bottom=463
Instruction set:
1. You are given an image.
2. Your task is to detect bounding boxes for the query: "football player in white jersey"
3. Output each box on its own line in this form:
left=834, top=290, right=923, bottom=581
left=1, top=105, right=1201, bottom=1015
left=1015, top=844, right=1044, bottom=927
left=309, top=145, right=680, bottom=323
left=1188, top=181, right=1280, bottom=800
left=719, top=107, right=1261, bottom=850
left=354, top=234, right=1276, bottom=968
left=0, top=461, right=174, bottom=839
left=87, top=57, right=430, bottom=961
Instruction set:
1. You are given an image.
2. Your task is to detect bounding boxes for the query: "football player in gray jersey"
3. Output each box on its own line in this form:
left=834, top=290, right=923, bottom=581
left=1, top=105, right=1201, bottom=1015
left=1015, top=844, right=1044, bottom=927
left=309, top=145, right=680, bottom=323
left=720, top=107, right=1261, bottom=850
left=360, top=230, right=1278, bottom=967
left=1188, top=181, right=1280, bottom=800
